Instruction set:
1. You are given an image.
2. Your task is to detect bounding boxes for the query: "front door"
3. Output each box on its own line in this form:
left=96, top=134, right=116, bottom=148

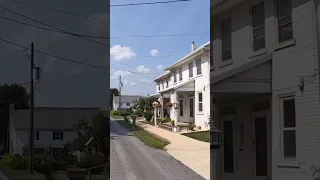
left=252, top=112, right=268, bottom=180
left=189, top=97, right=194, bottom=123
left=222, top=115, right=236, bottom=180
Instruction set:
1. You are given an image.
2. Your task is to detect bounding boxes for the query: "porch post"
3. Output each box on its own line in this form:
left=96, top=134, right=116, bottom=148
left=174, top=91, right=178, bottom=128
left=160, top=96, right=164, bottom=118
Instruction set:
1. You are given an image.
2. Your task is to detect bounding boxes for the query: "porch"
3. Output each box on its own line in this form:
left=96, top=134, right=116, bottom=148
left=158, top=80, right=196, bottom=132
left=211, top=58, right=272, bottom=180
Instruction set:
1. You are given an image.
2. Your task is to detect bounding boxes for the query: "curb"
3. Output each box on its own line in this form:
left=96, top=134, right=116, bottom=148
left=0, top=170, right=10, bottom=180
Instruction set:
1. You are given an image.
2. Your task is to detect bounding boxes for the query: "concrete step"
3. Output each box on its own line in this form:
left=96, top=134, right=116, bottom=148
left=158, top=123, right=172, bottom=131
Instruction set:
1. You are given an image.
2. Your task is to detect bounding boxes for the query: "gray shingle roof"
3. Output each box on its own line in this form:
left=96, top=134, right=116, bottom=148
left=12, top=107, right=101, bottom=130
left=113, top=95, right=141, bottom=103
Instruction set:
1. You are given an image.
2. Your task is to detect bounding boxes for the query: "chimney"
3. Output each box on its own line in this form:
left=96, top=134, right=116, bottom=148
left=191, top=42, right=197, bottom=52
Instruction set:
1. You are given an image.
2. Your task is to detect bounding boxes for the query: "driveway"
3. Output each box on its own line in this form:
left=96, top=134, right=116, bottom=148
left=110, top=118, right=205, bottom=180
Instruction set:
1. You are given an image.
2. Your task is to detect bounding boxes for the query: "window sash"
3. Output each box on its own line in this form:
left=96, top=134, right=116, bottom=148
left=179, top=68, right=182, bottom=81
left=188, top=63, right=193, bottom=77
left=174, top=71, right=177, bottom=83
left=199, top=102, right=203, bottom=112
left=196, top=60, right=201, bottom=75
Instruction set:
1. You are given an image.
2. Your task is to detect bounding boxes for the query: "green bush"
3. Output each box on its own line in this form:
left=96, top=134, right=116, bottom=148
left=78, top=153, right=105, bottom=174
left=144, top=111, right=153, bottom=122
left=110, top=110, right=119, bottom=116
left=134, top=110, right=143, bottom=117
left=0, top=154, right=27, bottom=170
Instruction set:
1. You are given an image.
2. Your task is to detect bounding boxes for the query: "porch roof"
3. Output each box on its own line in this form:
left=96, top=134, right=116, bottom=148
left=211, top=53, right=272, bottom=93
left=160, top=79, right=195, bottom=94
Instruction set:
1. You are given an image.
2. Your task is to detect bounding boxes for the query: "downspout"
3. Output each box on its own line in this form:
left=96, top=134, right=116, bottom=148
left=312, top=0, right=320, bottom=100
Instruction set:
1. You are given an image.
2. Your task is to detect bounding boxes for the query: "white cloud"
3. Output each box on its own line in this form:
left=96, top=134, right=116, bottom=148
left=150, top=49, right=159, bottom=56
left=136, top=65, right=151, bottom=73
left=110, top=45, right=136, bottom=61
left=130, top=81, right=137, bottom=86
left=112, top=70, right=132, bottom=79
left=156, top=64, right=163, bottom=70
left=123, top=79, right=128, bottom=84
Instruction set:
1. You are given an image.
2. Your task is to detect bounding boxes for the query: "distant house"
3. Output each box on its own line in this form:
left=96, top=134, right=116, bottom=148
left=9, top=106, right=101, bottom=158
left=112, top=95, right=141, bottom=110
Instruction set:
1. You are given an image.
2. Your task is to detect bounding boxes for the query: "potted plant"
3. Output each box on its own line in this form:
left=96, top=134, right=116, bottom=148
left=165, top=102, right=173, bottom=107
left=152, top=101, right=159, bottom=107
left=156, top=103, right=162, bottom=108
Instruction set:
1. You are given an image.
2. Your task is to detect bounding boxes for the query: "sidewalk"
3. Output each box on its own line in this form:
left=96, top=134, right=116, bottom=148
left=135, top=121, right=210, bottom=180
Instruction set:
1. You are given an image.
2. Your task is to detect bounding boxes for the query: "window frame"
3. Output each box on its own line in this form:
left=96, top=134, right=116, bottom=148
left=198, top=92, right=203, bottom=112
left=126, top=103, right=130, bottom=106
left=173, top=70, right=177, bottom=83
left=179, top=67, right=183, bottom=81
left=221, top=18, right=232, bottom=61
left=53, top=131, right=63, bottom=140
left=279, top=95, right=297, bottom=160
left=251, top=3, right=266, bottom=51
left=276, top=0, right=293, bottom=43
left=196, top=59, right=202, bottom=75
left=188, top=62, right=193, bottom=78
left=166, top=78, right=169, bottom=88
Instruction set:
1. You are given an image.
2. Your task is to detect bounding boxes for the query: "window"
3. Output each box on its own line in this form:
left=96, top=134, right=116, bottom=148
left=158, top=83, right=160, bottom=91
left=179, top=99, right=183, bottom=116
left=166, top=78, right=169, bottom=88
left=198, top=92, right=203, bottom=112
left=277, top=0, right=293, bottom=42
left=34, top=130, right=39, bottom=140
left=174, top=70, right=177, bottom=83
left=280, top=97, right=296, bottom=158
left=179, top=68, right=182, bottom=81
left=252, top=3, right=265, bottom=51
left=161, top=81, right=164, bottom=89
left=53, top=131, right=63, bottom=140
left=126, top=103, right=130, bottom=106
left=53, top=148, right=63, bottom=159
left=221, top=18, right=232, bottom=61
left=188, top=62, right=193, bottom=77
left=210, top=57, right=213, bottom=68
left=196, top=59, right=202, bottom=75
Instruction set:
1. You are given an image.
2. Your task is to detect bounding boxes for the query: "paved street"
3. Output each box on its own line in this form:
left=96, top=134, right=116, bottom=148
left=110, top=118, right=206, bottom=180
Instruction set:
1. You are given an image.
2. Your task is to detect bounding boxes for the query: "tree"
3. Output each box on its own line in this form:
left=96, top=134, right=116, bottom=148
left=110, top=88, right=119, bottom=110
left=0, top=83, right=29, bottom=153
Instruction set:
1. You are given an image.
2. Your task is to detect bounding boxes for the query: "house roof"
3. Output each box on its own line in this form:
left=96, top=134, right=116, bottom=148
left=113, top=95, right=141, bottom=103
left=154, top=71, right=170, bottom=82
left=12, top=107, right=101, bottom=130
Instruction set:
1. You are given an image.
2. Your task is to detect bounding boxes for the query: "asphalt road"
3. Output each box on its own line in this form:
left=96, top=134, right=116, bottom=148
left=110, top=118, right=206, bottom=180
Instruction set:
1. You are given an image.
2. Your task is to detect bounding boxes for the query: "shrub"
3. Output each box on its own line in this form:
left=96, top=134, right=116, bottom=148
left=171, top=120, right=175, bottom=126
left=134, top=109, right=143, bottom=117
left=144, top=111, right=153, bottom=122
left=110, top=110, right=119, bottom=116
left=77, top=153, right=105, bottom=174
left=0, top=154, right=27, bottom=170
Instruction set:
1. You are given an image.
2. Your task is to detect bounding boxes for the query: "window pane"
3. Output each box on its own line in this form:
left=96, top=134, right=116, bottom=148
left=180, top=99, right=183, bottom=116
left=277, top=0, right=292, bottom=18
left=198, top=93, right=202, bottom=102
left=253, top=35, right=265, bottom=51
left=278, top=15, right=292, bottom=27
left=283, top=98, right=295, bottom=128
left=222, top=50, right=231, bottom=61
left=253, top=26, right=265, bottom=37
left=179, top=68, right=182, bottom=81
left=221, top=18, right=231, bottom=40
left=252, top=3, right=265, bottom=27
left=278, top=23, right=293, bottom=42
left=222, top=40, right=231, bottom=52
left=199, top=103, right=203, bottom=112
left=189, top=63, right=193, bottom=77
left=283, top=130, right=296, bottom=158
left=224, top=121, right=234, bottom=173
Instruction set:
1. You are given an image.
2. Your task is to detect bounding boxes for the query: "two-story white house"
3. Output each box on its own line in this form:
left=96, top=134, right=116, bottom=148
left=8, top=106, right=100, bottom=158
left=211, top=0, right=320, bottom=180
left=155, top=41, right=210, bottom=132
left=112, top=95, right=141, bottom=110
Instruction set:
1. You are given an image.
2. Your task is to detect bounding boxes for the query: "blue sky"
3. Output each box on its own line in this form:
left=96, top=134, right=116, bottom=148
left=110, top=0, right=210, bottom=96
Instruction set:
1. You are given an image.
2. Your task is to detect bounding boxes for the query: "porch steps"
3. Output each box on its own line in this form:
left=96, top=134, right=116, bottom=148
left=159, top=123, right=172, bottom=131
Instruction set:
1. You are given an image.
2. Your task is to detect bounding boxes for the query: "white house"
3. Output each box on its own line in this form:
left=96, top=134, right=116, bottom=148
left=211, top=0, right=320, bottom=180
left=154, top=41, right=210, bottom=132
left=9, top=106, right=101, bottom=158
left=112, top=95, right=141, bottom=110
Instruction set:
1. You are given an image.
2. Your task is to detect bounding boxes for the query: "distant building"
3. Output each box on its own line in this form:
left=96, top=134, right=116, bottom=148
left=9, top=106, right=101, bottom=158
left=113, top=95, right=141, bottom=110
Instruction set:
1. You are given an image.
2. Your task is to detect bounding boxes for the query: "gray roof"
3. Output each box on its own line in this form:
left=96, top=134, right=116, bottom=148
left=113, top=95, right=141, bottom=103
left=12, top=107, right=101, bottom=130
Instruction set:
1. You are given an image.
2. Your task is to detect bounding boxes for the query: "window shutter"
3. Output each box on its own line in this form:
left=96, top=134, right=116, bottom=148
left=61, top=132, right=64, bottom=140
left=53, top=132, right=56, bottom=140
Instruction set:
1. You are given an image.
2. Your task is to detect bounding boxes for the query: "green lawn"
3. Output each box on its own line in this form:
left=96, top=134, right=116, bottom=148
left=183, top=131, right=210, bottom=143
left=117, top=120, right=170, bottom=149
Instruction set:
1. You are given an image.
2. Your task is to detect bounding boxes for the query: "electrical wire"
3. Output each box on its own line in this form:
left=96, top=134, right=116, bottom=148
left=111, top=0, right=191, bottom=7
left=0, top=5, right=110, bottom=47
left=0, top=15, right=208, bottom=39
left=11, top=0, right=109, bottom=20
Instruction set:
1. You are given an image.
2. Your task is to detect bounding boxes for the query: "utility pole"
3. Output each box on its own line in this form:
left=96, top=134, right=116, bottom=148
left=118, top=75, right=122, bottom=110
left=29, top=42, right=34, bottom=174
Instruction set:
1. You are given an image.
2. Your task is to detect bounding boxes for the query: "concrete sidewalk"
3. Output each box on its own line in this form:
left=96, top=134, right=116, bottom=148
left=135, top=121, right=210, bottom=180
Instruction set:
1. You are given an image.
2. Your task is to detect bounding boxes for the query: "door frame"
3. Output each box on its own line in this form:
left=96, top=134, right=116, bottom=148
left=189, top=96, right=194, bottom=123
left=221, top=114, right=237, bottom=180
left=252, top=110, right=270, bottom=180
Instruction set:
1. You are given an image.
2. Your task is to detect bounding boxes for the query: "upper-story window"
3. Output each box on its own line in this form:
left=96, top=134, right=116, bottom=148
left=252, top=3, right=265, bottom=51
left=158, top=83, right=160, bottom=91
left=161, top=81, right=164, bottom=89
left=179, top=67, right=182, bottom=81
left=277, top=0, right=293, bottom=43
left=174, top=70, right=177, bottom=83
left=196, top=59, right=202, bottom=75
left=34, top=130, right=39, bottom=140
left=53, top=131, right=63, bottom=140
left=166, top=78, right=169, bottom=88
left=221, top=18, right=232, bottom=61
left=126, top=103, right=130, bottom=106
left=188, top=62, right=193, bottom=77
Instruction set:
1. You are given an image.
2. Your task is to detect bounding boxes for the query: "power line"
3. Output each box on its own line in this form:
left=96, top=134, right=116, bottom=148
left=0, top=5, right=110, bottom=47
left=111, top=65, right=155, bottom=79
left=110, top=74, right=154, bottom=86
left=111, top=0, right=191, bottom=7
left=11, top=0, right=109, bottom=20
left=0, top=15, right=208, bottom=39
